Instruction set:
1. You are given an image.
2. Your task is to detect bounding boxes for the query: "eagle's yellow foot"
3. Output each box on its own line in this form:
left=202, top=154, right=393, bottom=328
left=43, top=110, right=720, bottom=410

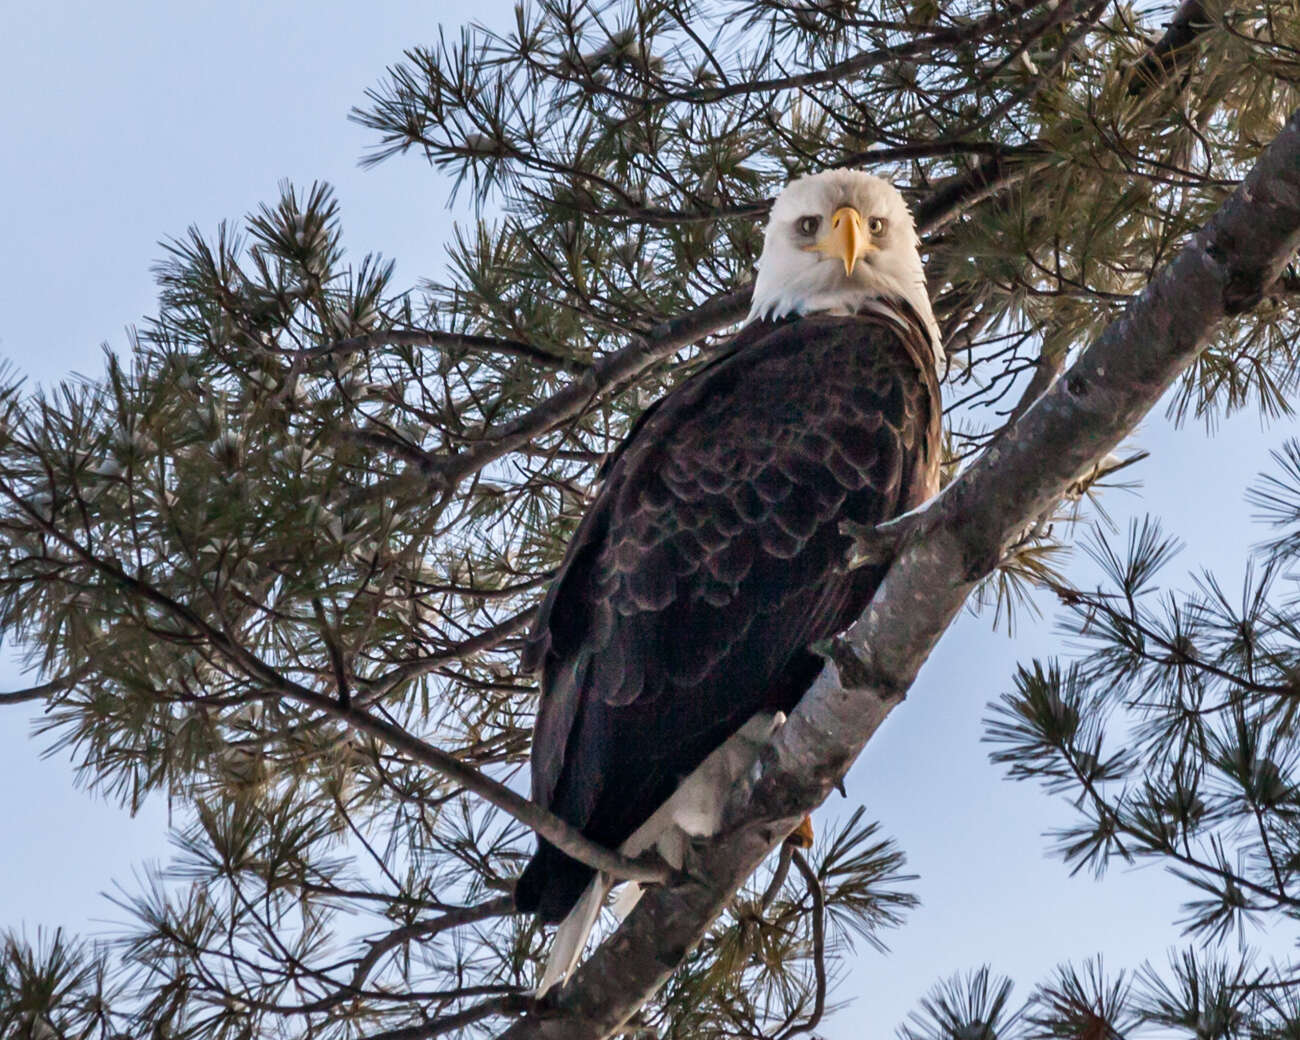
left=786, top=815, right=814, bottom=848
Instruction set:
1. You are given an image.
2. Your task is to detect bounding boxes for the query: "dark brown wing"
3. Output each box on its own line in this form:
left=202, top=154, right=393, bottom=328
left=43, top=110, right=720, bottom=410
left=516, top=311, right=940, bottom=921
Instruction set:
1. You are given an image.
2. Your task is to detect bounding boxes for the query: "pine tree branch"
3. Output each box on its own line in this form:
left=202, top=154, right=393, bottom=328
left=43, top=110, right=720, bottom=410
left=771, top=849, right=826, bottom=1040
left=408, top=166, right=1018, bottom=493
left=301, top=327, right=590, bottom=373
left=363, top=606, right=535, bottom=699
left=402, top=572, right=553, bottom=601
left=550, top=0, right=1051, bottom=106
left=0, top=487, right=668, bottom=889
left=0, top=667, right=89, bottom=705
left=940, top=0, right=1233, bottom=430
left=361, top=995, right=535, bottom=1040
left=496, top=108, right=1300, bottom=1040
left=347, top=0, right=1230, bottom=504
left=912, top=145, right=1053, bottom=233
left=378, top=0, right=1221, bottom=498
left=543, top=142, right=1026, bottom=227
left=324, top=702, right=668, bottom=887
left=215, top=899, right=521, bottom=1018
left=426, top=290, right=752, bottom=490
left=349, top=896, right=515, bottom=993
left=312, top=596, right=352, bottom=708
left=890, top=0, right=1225, bottom=234
left=1127, top=0, right=1214, bottom=96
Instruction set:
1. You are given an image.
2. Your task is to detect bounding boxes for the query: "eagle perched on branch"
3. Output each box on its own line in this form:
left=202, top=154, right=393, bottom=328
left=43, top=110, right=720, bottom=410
left=516, top=170, right=944, bottom=993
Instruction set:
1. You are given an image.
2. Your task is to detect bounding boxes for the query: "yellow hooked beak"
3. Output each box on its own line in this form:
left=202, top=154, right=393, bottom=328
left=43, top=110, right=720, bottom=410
left=806, top=206, right=873, bottom=276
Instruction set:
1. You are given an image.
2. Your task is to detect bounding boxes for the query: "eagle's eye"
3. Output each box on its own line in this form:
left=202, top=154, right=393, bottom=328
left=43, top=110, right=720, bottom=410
left=868, top=216, right=887, bottom=236
left=796, top=215, right=821, bottom=236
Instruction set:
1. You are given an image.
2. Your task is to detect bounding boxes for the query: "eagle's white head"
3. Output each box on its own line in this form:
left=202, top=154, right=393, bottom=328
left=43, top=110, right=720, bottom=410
left=748, top=170, right=944, bottom=369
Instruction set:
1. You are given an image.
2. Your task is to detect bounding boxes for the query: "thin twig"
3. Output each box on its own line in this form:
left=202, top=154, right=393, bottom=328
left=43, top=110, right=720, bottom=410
left=350, top=896, right=515, bottom=993
left=313, top=596, right=352, bottom=709
left=300, top=328, right=589, bottom=374
left=358, top=994, right=536, bottom=1040
left=773, top=850, right=826, bottom=1040
left=759, top=844, right=795, bottom=912
left=0, top=667, right=90, bottom=705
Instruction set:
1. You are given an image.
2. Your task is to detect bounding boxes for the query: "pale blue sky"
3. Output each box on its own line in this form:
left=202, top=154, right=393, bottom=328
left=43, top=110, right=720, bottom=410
left=0, top=2, right=1290, bottom=1035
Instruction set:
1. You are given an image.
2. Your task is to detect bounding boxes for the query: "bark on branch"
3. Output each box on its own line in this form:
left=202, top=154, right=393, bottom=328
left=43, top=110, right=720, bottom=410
left=495, top=108, right=1300, bottom=1040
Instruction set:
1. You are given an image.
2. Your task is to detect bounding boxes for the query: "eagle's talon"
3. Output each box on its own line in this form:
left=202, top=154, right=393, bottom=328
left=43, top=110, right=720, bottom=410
left=786, top=816, right=815, bottom=849
left=841, top=515, right=913, bottom=570
left=629, top=848, right=675, bottom=885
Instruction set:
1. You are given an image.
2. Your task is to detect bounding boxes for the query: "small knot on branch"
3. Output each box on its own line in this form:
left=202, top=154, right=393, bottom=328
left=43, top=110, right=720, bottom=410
left=812, top=635, right=908, bottom=704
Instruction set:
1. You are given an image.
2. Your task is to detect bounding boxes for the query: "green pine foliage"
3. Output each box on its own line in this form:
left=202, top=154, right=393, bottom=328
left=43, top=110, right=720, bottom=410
left=961, top=443, right=1300, bottom=1037
left=2, top=0, right=1300, bottom=1036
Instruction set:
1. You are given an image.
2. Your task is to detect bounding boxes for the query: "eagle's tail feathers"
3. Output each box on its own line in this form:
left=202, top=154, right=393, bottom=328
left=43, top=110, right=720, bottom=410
left=535, top=710, right=789, bottom=993
left=610, top=880, right=645, bottom=921
left=535, top=875, right=610, bottom=997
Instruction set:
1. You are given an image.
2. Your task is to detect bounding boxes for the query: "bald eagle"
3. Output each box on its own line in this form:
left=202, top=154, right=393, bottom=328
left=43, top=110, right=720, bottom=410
left=516, top=170, right=944, bottom=993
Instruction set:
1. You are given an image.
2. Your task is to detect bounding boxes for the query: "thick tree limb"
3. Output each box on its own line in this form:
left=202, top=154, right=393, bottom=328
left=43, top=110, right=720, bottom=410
left=495, top=109, right=1300, bottom=1040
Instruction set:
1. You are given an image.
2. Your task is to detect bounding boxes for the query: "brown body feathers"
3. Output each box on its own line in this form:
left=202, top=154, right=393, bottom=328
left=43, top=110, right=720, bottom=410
left=517, top=309, right=941, bottom=922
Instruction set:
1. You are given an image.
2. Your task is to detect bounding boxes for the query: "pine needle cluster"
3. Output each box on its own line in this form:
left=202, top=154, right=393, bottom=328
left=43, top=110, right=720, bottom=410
left=951, top=442, right=1300, bottom=1037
